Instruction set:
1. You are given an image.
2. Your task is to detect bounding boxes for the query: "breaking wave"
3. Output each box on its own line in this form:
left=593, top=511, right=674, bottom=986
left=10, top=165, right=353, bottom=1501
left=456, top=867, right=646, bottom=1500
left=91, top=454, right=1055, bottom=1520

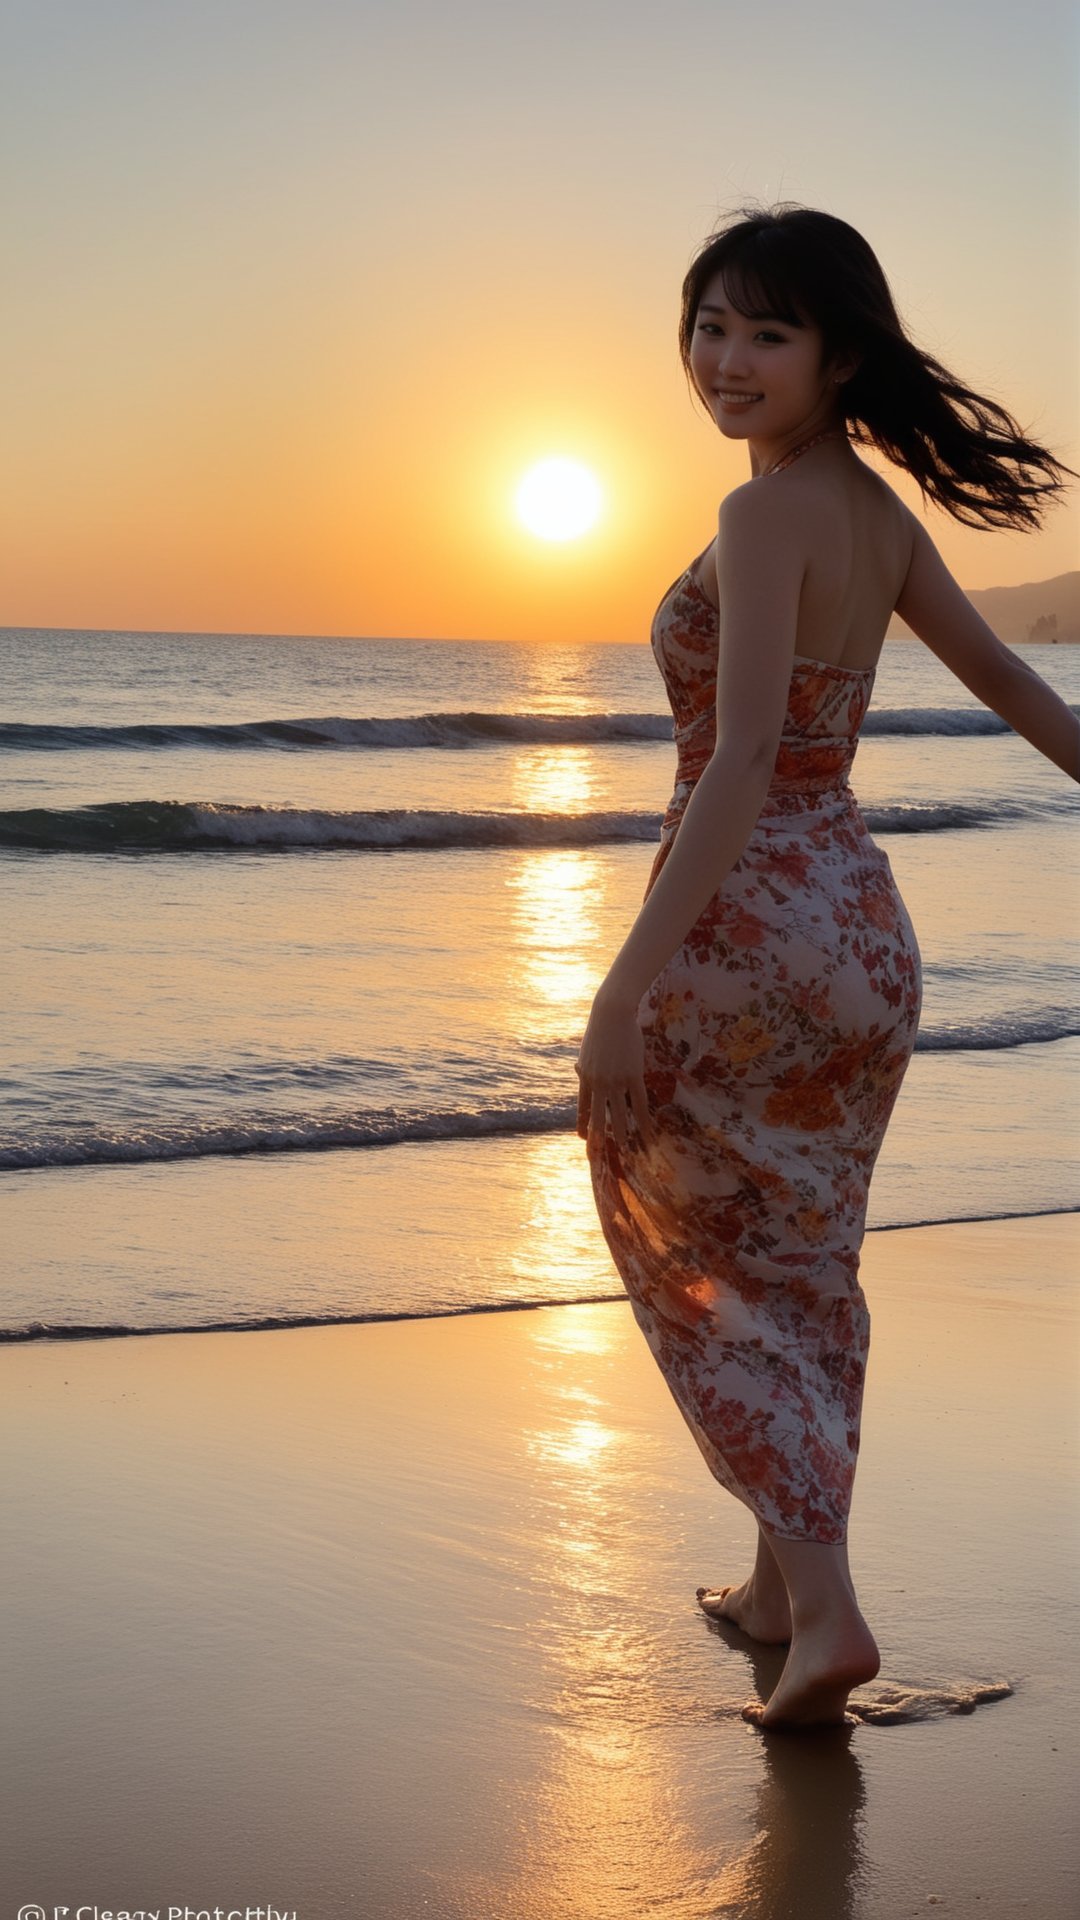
left=4, top=702, right=1075, bottom=753
left=2, top=790, right=1073, bottom=854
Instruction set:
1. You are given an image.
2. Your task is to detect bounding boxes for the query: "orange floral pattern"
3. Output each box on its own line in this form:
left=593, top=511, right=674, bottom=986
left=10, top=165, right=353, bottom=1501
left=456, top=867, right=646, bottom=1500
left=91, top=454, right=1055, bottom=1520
left=589, top=568, right=923, bottom=1543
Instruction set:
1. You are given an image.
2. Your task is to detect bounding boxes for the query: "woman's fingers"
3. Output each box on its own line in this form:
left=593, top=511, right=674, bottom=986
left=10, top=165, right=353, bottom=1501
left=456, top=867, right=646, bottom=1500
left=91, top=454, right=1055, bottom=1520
left=629, top=1080, right=653, bottom=1147
left=579, top=1081, right=653, bottom=1155
left=581, top=1086, right=606, bottom=1155
left=618, top=1080, right=652, bottom=1150
left=607, top=1090, right=629, bottom=1152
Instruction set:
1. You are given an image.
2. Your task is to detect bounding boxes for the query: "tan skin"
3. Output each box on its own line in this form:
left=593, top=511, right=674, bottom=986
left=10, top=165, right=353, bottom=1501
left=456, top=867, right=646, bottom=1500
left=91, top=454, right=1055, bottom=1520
left=576, top=270, right=1080, bottom=1730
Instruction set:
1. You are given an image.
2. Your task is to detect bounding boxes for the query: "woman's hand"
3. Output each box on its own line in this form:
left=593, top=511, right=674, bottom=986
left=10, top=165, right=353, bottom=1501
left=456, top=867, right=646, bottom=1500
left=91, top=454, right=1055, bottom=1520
left=574, top=987, right=655, bottom=1158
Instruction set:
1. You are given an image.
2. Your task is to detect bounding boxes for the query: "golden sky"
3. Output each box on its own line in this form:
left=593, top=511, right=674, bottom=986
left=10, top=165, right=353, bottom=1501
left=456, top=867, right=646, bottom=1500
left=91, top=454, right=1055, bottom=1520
left=2, top=0, right=1077, bottom=641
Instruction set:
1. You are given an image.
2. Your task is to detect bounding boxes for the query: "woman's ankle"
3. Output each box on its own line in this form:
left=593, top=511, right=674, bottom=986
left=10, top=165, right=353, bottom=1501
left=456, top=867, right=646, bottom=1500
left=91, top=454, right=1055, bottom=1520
left=789, top=1590, right=870, bottom=1635
left=748, top=1572, right=792, bottom=1615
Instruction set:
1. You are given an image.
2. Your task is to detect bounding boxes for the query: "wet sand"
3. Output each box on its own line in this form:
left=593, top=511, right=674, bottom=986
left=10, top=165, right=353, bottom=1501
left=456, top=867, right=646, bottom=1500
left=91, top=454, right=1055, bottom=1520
left=2, top=1212, right=1077, bottom=1918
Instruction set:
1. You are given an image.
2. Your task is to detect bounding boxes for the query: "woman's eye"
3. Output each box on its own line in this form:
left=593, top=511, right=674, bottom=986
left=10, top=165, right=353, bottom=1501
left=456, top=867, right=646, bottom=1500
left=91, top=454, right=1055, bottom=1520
left=697, top=325, right=783, bottom=342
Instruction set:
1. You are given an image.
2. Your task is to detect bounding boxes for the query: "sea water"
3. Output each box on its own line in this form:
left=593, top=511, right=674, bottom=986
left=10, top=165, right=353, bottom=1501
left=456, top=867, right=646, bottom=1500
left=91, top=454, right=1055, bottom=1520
left=2, top=625, right=1077, bottom=1338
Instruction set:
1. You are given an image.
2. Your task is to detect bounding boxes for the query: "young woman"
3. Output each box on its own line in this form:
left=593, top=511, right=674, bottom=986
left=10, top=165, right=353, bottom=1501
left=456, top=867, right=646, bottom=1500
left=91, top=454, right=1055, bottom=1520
left=575, top=203, right=1080, bottom=1732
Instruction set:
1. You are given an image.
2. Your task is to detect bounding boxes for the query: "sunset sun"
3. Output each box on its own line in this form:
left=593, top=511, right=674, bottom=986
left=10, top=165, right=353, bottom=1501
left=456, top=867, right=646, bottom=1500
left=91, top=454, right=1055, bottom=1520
left=514, top=458, right=603, bottom=542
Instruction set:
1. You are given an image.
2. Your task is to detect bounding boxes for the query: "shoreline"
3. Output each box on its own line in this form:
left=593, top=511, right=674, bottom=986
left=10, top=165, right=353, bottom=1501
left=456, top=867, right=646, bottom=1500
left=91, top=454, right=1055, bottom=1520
left=3, top=1211, right=1078, bottom=1916
left=4, top=1199, right=1077, bottom=1345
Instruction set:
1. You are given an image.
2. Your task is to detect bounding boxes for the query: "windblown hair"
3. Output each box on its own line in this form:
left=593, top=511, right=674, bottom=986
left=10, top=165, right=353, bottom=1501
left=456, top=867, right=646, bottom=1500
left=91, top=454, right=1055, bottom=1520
left=679, top=201, right=1077, bottom=532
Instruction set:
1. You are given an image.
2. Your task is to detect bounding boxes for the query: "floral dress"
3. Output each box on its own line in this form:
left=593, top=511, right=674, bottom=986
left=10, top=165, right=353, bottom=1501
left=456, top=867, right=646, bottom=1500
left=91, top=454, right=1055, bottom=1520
left=588, top=565, right=923, bottom=1544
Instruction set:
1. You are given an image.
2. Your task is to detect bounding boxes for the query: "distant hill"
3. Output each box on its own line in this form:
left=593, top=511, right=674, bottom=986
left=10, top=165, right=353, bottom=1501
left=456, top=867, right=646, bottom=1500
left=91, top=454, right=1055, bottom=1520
left=888, top=570, right=1080, bottom=643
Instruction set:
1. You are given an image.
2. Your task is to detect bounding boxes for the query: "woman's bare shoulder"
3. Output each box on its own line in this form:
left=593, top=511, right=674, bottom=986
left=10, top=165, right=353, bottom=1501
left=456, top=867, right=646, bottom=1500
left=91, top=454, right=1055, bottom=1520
left=765, top=445, right=910, bottom=518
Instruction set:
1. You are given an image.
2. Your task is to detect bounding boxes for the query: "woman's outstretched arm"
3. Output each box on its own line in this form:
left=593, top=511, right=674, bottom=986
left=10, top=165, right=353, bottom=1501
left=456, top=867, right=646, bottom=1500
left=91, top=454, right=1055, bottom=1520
left=896, top=512, right=1080, bottom=782
left=973, top=651, right=1080, bottom=781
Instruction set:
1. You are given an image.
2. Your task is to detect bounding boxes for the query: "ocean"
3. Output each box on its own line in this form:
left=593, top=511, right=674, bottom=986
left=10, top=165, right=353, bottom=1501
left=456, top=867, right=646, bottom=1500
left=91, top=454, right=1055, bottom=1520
left=3, top=623, right=1077, bottom=1340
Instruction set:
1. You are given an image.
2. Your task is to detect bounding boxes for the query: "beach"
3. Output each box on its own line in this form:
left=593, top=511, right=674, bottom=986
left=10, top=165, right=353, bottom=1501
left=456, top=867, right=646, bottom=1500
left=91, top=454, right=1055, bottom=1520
left=6, top=3, right=1080, bottom=1912
left=2, top=624, right=1077, bottom=1916
left=3, top=1210, right=1077, bottom=1918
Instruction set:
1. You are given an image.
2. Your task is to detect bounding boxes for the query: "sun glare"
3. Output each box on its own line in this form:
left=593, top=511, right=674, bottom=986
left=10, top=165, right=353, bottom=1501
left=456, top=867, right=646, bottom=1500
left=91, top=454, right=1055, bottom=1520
left=515, top=458, right=603, bottom=542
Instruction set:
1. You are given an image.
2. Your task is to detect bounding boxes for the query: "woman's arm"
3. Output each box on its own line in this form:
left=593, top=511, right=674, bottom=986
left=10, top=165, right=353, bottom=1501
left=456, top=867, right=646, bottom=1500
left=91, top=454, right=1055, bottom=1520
left=971, top=652, right=1080, bottom=781
left=576, top=487, right=806, bottom=1153
left=896, top=512, right=1080, bottom=782
left=595, top=737, right=773, bottom=1011
left=597, top=482, right=805, bottom=1010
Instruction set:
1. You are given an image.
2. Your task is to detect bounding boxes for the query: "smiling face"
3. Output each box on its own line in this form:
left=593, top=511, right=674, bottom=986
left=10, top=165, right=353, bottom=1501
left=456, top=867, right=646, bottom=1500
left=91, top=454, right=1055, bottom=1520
left=688, top=269, right=846, bottom=447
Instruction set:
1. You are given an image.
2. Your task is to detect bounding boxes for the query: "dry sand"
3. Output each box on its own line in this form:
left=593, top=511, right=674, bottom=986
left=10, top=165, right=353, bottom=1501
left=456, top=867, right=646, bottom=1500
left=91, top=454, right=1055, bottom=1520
left=2, top=1212, right=1077, bottom=1919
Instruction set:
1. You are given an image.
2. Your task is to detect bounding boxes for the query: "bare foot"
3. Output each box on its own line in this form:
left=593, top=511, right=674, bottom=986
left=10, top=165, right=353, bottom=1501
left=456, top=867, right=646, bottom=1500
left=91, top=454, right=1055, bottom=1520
left=696, top=1581, right=792, bottom=1645
left=741, top=1613, right=880, bottom=1730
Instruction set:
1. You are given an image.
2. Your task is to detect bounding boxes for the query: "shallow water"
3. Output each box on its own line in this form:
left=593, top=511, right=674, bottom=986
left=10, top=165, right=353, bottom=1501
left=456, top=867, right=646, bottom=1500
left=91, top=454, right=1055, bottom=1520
left=2, top=626, right=1077, bottom=1338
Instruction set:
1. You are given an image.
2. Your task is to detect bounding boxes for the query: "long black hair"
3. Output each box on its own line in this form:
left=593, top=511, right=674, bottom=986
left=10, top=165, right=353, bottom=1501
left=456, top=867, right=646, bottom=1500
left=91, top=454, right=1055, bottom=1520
left=679, top=201, right=1077, bottom=532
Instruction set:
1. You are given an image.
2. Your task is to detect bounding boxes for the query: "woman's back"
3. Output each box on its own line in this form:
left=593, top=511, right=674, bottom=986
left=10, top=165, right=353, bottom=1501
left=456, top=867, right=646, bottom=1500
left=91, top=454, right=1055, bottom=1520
left=686, top=447, right=914, bottom=676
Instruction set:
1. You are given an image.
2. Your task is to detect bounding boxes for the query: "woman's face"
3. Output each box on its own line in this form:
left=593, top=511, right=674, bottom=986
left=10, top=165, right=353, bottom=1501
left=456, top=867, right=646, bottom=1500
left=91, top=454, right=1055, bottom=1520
left=688, top=270, right=840, bottom=443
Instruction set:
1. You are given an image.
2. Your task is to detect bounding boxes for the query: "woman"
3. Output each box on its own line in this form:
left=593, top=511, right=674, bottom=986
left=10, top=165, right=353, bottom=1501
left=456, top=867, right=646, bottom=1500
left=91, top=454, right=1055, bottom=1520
left=575, top=203, right=1080, bottom=1732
